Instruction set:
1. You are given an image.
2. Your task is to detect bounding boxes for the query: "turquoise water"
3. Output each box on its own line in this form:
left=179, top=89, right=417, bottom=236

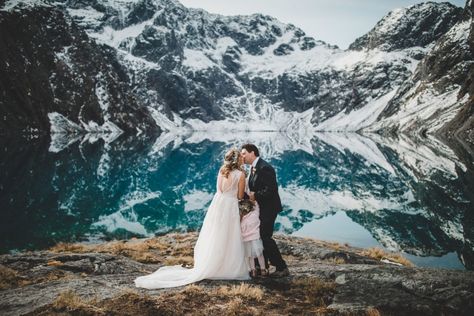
left=0, top=132, right=472, bottom=270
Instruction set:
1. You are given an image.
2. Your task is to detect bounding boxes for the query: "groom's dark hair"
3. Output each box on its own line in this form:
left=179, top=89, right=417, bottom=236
left=241, top=144, right=259, bottom=157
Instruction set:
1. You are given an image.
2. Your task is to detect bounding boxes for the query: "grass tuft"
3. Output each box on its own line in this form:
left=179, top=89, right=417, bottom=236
left=163, top=255, right=194, bottom=266
left=0, top=265, right=20, bottom=290
left=225, top=297, right=246, bottom=316
left=366, top=306, right=381, bottom=316
left=49, top=242, right=87, bottom=253
left=216, top=283, right=264, bottom=301
left=49, top=235, right=198, bottom=264
left=324, top=257, right=346, bottom=264
left=290, top=277, right=337, bottom=306
left=361, top=247, right=413, bottom=267
left=52, top=290, right=103, bottom=314
left=47, top=260, right=64, bottom=267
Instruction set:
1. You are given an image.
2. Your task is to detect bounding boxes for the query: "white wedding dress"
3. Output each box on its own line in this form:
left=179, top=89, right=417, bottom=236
left=134, top=169, right=250, bottom=289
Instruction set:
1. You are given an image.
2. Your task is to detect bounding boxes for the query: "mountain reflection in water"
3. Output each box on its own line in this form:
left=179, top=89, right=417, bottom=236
left=0, top=131, right=472, bottom=270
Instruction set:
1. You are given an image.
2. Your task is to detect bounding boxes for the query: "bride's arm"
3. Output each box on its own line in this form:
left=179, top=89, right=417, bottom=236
left=237, top=171, right=245, bottom=199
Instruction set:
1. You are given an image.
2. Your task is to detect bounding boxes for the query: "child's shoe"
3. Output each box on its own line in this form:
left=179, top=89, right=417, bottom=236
left=250, top=269, right=258, bottom=278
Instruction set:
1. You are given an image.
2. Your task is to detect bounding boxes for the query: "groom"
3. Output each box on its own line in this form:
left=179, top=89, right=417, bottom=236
left=241, top=144, right=289, bottom=277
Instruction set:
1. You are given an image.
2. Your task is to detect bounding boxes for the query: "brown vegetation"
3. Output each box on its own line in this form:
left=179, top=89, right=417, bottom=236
left=51, top=290, right=102, bottom=314
left=215, top=283, right=264, bottom=301
left=0, top=264, right=21, bottom=290
left=360, top=247, right=413, bottom=267
left=0, top=264, right=69, bottom=290
left=365, top=307, right=382, bottom=316
left=323, top=257, right=346, bottom=264
left=29, top=276, right=337, bottom=316
left=49, top=233, right=198, bottom=265
left=289, top=277, right=337, bottom=307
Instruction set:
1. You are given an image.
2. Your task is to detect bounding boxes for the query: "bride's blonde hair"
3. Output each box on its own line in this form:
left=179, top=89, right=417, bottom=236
left=220, top=148, right=243, bottom=178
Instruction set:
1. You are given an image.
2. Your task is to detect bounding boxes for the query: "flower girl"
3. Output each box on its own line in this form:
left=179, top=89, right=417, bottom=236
left=239, top=199, right=268, bottom=278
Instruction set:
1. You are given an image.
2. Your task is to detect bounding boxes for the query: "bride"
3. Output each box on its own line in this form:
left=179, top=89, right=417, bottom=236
left=134, top=148, right=250, bottom=289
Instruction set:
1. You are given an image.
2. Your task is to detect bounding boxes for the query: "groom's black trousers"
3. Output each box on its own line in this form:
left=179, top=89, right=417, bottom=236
left=258, top=211, right=287, bottom=271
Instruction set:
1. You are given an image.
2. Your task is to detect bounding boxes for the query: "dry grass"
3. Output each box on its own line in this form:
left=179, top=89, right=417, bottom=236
left=47, top=260, right=64, bottom=267
left=0, top=264, right=71, bottom=290
left=290, top=277, right=337, bottom=306
left=325, top=241, right=350, bottom=251
left=49, top=234, right=200, bottom=265
left=0, top=265, right=20, bottom=290
left=181, top=284, right=204, bottom=295
left=50, top=242, right=88, bottom=253
left=215, top=283, right=264, bottom=301
left=52, top=290, right=87, bottom=309
left=100, top=290, right=164, bottom=315
left=31, top=271, right=70, bottom=285
left=361, top=247, right=413, bottom=267
left=30, top=289, right=159, bottom=316
left=31, top=276, right=338, bottom=316
left=163, top=255, right=194, bottom=266
left=366, top=307, right=381, bottom=316
left=225, top=297, right=246, bottom=316
left=52, top=290, right=104, bottom=314
left=324, top=257, right=346, bottom=264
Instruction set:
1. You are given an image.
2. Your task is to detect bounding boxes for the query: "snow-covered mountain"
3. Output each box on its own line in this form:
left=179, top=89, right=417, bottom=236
left=368, top=1, right=474, bottom=140
left=0, top=0, right=472, bottom=141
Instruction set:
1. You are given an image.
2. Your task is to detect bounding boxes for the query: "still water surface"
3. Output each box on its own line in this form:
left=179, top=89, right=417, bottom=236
left=0, top=131, right=472, bottom=270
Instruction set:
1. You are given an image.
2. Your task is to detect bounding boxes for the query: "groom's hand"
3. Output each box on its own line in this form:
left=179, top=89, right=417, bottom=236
left=249, top=192, right=256, bottom=202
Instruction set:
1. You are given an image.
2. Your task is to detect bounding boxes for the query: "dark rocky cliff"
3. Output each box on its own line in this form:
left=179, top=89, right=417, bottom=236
left=0, top=4, right=159, bottom=136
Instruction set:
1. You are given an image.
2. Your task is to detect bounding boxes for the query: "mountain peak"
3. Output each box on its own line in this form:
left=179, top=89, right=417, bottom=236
left=349, top=1, right=463, bottom=51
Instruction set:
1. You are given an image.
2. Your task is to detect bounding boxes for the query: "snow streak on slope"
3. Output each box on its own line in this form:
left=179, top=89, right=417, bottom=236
left=315, top=132, right=396, bottom=174
left=315, top=90, right=397, bottom=131
left=369, top=133, right=467, bottom=178
left=368, top=86, right=469, bottom=135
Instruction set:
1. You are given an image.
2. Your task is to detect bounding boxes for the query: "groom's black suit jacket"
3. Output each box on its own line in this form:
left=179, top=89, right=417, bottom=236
left=248, top=158, right=283, bottom=216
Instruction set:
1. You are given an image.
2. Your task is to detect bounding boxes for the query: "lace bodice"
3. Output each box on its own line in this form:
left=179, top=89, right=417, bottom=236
left=217, top=169, right=242, bottom=197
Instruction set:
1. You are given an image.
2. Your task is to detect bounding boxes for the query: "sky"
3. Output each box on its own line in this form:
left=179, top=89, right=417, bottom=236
left=178, top=0, right=467, bottom=49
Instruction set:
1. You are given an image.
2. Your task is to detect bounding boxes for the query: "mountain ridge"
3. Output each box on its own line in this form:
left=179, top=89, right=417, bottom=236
left=0, top=0, right=471, bottom=143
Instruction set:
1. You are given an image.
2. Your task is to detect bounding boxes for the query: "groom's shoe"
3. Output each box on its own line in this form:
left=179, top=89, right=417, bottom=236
left=270, top=267, right=290, bottom=278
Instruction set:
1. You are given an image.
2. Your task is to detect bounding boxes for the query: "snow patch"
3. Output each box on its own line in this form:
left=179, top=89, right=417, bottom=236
left=90, top=9, right=163, bottom=48
left=92, top=209, right=151, bottom=237
left=54, top=46, right=74, bottom=70
left=240, top=31, right=336, bottom=78
left=183, top=190, right=214, bottom=212
left=439, top=18, right=471, bottom=48
left=315, top=90, right=397, bottom=131
left=280, top=185, right=408, bottom=217
left=376, top=8, right=405, bottom=34
left=369, top=133, right=466, bottom=178
left=315, top=132, right=396, bottom=174
left=368, top=86, right=467, bottom=135
left=1, top=0, right=48, bottom=11
left=80, top=119, right=124, bottom=135
left=66, top=7, right=105, bottom=28
left=48, top=112, right=83, bottom=134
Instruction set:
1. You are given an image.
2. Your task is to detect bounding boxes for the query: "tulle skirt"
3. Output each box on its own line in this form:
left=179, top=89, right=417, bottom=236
left=243, top=238, right=264, bottom=258
left=134, top=192, right=250, bottom=289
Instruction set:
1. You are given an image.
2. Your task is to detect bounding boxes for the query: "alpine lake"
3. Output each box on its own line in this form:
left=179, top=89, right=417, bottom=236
left=1, top=130, right=473, bottom=270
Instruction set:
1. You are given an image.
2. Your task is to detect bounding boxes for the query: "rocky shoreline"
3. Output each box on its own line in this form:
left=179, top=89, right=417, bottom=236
left=0, top=233, right=473, bottom=315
